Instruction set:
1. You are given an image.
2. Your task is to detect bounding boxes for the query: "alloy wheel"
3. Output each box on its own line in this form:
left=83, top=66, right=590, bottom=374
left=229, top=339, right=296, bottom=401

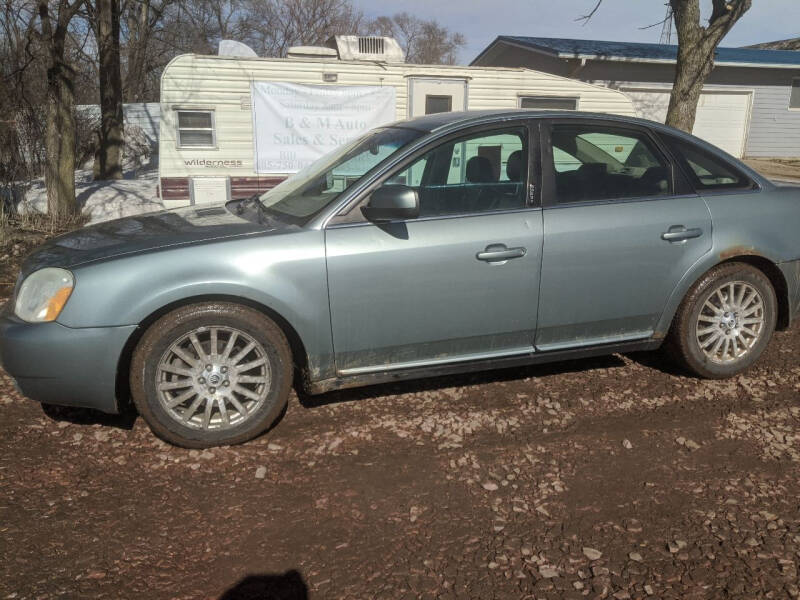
left=155, top=326, right=272, bottom=430
left=695, top=281, right=765, bottom=365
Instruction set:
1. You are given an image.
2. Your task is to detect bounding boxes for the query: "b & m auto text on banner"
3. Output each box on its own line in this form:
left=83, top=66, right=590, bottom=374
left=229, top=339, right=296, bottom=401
left=251, top=81, right=396, bottom=174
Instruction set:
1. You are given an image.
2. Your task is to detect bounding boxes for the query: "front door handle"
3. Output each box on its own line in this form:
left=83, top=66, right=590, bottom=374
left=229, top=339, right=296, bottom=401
left=661, top=226, right=704, bottom=243
left=476, top=244, right=527, bottom=263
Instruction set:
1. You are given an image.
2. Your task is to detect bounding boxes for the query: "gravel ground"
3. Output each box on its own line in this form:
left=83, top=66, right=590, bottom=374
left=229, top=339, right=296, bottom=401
left=2, top=211, right=799, bottom=600
left=1, top=320, right=799, bottom=599
left=745, top=159, right=800, bottom=184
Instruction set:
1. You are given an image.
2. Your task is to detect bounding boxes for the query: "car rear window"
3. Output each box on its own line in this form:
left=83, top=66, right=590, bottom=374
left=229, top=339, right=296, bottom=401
left=661, top=135, right=755, bottom=191
left=549, top=124, right=672, bottom=204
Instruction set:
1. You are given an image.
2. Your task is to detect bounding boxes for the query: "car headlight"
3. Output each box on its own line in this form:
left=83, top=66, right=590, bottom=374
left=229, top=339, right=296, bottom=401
left=14, top=268, right=74, bottom=323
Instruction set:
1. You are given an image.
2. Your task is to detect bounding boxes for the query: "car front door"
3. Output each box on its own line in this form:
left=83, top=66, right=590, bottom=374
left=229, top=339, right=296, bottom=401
left=325, top=123, right=543, bottom=375
left=535, top=119, right=713, bottom=351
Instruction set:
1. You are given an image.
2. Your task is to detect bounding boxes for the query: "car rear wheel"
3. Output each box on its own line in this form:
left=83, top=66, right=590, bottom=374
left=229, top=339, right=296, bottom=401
left=131, top=302, right=292, bottom=448
left=667, top=262, right=777, bottom=379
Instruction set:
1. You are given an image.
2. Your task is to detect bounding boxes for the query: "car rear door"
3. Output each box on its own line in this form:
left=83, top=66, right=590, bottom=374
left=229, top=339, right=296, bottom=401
left=325, top=122, right=544, bottom=375
left=535, top=118, right=713, bottom=351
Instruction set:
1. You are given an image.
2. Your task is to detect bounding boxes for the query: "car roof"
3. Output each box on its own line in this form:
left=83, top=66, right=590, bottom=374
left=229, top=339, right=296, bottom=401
left=389, top=109, right=667, bottom=134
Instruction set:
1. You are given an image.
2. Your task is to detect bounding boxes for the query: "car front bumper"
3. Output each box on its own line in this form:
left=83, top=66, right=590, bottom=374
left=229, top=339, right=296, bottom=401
left=0, top=304, right=136, bottom=414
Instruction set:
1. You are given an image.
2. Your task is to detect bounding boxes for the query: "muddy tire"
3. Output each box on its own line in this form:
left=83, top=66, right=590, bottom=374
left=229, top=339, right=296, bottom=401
left=130, top=302, right=292, bottom=448
left=666, top=262, right=777, bottom=379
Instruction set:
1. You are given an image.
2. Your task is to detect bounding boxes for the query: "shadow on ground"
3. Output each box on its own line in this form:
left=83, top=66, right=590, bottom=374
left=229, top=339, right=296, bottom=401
left=37, top=348, right=686, bottom=433
left=218, top=570, right=308, bottom=600
left=41, top=402, right=137, bottom=430
left=623, top=348, right=692, bottom=377
left=296, top=352, right=632, bottom=409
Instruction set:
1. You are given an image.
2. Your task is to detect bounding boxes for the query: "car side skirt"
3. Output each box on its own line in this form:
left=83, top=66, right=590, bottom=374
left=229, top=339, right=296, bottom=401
left=306, top=338, right=663, bottom=395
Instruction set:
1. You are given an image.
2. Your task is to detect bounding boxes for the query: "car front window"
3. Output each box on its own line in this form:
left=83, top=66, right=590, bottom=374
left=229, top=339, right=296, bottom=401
left=384, top=127, right=529, bottom=218
left=258, top=127, right=425, bottom=222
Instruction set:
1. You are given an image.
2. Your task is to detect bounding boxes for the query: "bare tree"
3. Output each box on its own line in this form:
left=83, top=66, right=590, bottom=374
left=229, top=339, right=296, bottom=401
left=121, top=0, right=173, bottom=101
left=241, top=0, right=366, bottom=57
left=113, top=0, right=464, bottom=102
left=88, top=0, right=124, bottom=180
left=35, top=0, right=88, bottom=218
left=371, top=12, right=465, bottom=65
left=167, top=0, right=247, bottom=54
left=666, top=0, right=751, bottom=131
left=577, top=0, right=752, bottom=132
left=0, top=1, right=47, bottom=188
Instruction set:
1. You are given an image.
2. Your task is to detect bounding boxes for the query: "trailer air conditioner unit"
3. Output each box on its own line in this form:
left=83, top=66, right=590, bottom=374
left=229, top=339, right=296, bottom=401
left=326, top=35, right=405, bottom=63
left=286, top=45, right=338, bottom=60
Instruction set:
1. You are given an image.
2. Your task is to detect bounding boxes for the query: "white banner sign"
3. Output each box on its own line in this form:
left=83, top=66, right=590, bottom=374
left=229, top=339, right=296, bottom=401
left=251, top=81, right=396, bottom=174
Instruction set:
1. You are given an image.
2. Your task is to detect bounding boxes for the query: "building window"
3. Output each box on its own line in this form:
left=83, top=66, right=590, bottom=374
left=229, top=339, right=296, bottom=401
left=176, top=110, right=215, bottom=147
left=520, top=96, right=578, bottom=111
left=425, top=95, right=453, bottom=115
left=791, top=79, right=800, bottom=109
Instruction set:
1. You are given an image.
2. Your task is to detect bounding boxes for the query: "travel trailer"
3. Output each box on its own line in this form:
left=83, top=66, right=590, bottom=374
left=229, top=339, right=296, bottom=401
left=158, top=36, right=636, bottom=208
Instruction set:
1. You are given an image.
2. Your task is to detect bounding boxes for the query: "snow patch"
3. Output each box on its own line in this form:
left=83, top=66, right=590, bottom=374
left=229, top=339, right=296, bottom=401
left=19, top=162, right=164, bottom=225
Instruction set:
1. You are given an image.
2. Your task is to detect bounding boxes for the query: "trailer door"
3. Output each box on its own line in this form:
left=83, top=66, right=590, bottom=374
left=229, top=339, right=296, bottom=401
left=408, top=78, right=467, bottom=118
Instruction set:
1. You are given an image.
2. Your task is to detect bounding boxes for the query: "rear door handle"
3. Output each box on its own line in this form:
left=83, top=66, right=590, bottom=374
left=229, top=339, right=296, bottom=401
left=661, top=226, right=704, bottom=243
left=476, top=244, right=527, bottom=262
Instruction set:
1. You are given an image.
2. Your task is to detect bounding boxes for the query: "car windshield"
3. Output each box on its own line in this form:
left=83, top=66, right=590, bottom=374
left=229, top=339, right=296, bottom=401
left=258, top=126, right=425, bottom=222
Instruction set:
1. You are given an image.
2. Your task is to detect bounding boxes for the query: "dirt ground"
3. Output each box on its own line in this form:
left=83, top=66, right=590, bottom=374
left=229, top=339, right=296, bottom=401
left=1, top=198, right=799, bottom=600
left=744, top=159, right=800, bottom=183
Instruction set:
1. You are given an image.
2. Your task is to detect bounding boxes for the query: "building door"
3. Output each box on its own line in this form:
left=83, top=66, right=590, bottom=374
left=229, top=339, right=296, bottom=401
left=622, top=88, right=752, bottom=157
left=408, top=78, right=467, bottom=118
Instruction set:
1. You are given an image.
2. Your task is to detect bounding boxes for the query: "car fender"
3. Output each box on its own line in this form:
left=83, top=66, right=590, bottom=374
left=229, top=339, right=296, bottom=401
left=58, top=231, right=336, bottom=380
left=655, top=239, right=789, bottom=338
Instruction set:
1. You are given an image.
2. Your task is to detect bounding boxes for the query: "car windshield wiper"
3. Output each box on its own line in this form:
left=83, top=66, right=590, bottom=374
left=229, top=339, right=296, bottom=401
left=232, top=194, right=271, bottom=224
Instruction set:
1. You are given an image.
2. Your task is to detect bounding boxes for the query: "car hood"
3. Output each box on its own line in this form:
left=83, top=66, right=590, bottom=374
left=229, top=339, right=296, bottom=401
left=20, top=204, right=292, bottom=275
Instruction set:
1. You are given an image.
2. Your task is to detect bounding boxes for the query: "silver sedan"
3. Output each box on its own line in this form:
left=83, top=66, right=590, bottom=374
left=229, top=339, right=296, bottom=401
left=1, top=110, right=798, bottom=447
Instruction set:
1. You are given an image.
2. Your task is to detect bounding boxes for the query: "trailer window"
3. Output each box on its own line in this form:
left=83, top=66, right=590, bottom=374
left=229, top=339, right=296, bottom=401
left=520, top=97, right=578, bottom=111
left=176, top=110, right=215, bottom=147
left=425, top=95, right=452, bottom=115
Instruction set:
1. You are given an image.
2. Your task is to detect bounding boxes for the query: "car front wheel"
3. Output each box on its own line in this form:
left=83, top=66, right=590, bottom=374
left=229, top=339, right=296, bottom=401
left=668, top=262, right=777, bottom=379
left=130, top=302, right=292, bottom=448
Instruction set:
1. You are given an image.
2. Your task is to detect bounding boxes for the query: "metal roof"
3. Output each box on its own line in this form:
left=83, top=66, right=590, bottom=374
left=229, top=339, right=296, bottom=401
left=475, top=36, right=800, bottom=69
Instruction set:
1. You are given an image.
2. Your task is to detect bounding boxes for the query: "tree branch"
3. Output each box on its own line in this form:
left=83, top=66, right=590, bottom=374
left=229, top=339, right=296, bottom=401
left=639, top=11, right=672, bottom=31
left=575, top=0, right=602, bottom=24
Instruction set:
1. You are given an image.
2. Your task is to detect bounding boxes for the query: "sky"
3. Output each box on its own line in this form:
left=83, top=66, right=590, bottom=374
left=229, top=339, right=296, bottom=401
left=351, top=0, right=800, bottom=64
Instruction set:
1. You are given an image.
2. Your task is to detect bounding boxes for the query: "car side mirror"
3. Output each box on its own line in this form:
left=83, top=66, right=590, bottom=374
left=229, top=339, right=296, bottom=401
left=361, top=185, right=419, bottom=223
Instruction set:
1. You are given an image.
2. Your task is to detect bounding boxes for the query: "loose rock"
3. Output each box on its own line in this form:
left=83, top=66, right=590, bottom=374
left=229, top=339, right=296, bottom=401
left=583, top=547, right=603, bottom=561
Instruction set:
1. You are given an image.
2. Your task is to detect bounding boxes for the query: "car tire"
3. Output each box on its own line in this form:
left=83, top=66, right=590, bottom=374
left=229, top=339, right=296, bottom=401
left=666, top=262, right=777, bottom=379
left=130, top=302, right=293, bottom=448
